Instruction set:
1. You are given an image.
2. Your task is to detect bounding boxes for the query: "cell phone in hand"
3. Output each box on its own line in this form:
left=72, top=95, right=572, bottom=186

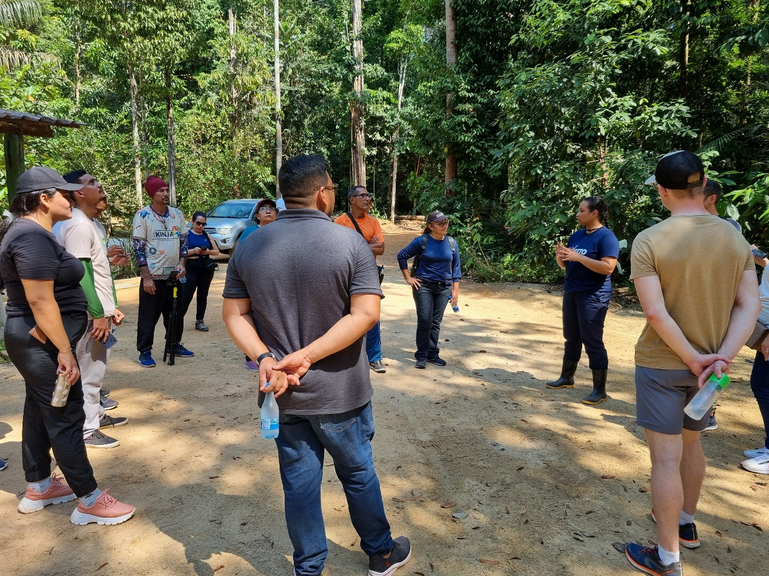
left=103, top=331, right=118, bottom=349
left=751, top=247, right=767, bottom=259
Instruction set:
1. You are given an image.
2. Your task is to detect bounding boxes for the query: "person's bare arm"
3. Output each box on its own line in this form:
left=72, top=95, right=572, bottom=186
left=369, top=236, right=385, bottom=256
left=272, top=293, right=380, bottom=378
left=21, top=279, right=80, bottom=384
left=635, top=275, right=731, bottom=381
left=222, top=297, right=293, bottom=396
left=559, top=247, right=617, bottom=275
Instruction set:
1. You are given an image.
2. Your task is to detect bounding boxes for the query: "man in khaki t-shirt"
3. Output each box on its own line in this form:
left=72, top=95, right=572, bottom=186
left=625, top=151, right=759, bottom=576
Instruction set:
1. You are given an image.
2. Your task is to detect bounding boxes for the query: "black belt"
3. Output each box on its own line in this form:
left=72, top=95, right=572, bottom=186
left=421, top=280, right=450, bottom=288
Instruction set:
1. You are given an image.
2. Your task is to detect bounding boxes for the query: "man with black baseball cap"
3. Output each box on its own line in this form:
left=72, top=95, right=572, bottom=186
left=626, top=151, right=759, bottom=576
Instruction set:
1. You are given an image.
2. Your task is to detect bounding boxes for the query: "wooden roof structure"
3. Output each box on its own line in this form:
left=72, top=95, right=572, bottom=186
left=1, top=109, right=85, bottom=204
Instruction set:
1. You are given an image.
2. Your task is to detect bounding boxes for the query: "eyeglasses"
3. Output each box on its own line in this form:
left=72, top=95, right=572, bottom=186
left=433, top=220, right=449, bottom=226
left=194, top=221, right=206, bottom=226
left=351, top=193, right=372, bottom=200
left=316, top=183, right=339, bottom=194
left=259, top=206, right=276, bottom=212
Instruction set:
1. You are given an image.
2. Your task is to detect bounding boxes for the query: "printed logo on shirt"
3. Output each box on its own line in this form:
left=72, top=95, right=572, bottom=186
left=148, top=246, right=157, bottom=255
left=572, top=246, right=588, bottom=255
left=153, top=230, right=179, bottom=240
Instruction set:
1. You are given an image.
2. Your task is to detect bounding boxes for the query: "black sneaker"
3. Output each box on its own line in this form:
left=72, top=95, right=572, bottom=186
left=651, top=509, right=700, bottom=548
left=84, top=430, right=119, bottom=449
left=370, top=360, right=386, bottom=373
left=625, top=542, right=682, bottom=576
left=415, top=359, right=427, bottom=369
left=368, top=536, right=412, bottom=576
left=99, top=414, right=129, bottom=428
left=427, top=356, right=447, bottom=366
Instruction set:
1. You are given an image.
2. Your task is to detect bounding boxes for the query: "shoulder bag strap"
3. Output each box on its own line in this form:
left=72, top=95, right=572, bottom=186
left=347, top=212, right=365, bottom=236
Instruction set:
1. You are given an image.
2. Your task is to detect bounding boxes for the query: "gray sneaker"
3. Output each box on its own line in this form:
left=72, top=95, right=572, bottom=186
left=84, top=430, right=119, bottom=449
left=100, top=396, right=119, bottom=411
left=369, top=360, right=386, bottom=373
left=99, top=414, right=128, bottom=428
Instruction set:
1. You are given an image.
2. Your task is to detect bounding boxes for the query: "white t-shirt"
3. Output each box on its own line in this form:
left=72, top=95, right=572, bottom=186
left=132, top=205, right=186, bottom=279
left=54, top=208, right=115, bottom=318
left=759, top=269, right=769, bottom=326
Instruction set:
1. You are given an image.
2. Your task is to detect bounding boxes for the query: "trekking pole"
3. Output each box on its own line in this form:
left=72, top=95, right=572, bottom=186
left=164, top=271, right=179, bottom=366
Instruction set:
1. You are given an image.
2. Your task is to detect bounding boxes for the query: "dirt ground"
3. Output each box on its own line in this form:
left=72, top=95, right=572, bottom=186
left=0, top=224, right=766, bottom=576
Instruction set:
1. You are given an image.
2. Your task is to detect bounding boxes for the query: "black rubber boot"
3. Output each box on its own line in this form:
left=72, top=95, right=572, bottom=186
left=546, top=359, right=579, bottom=389
left=582, top=369, right=608, bottom=405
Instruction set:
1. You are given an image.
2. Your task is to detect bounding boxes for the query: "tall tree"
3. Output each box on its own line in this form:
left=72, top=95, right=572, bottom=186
left=274, top=0, right=282, bottom=196
left=350, top=0, right=366, bottom=186
left=444, top=0, right=456, bottom=197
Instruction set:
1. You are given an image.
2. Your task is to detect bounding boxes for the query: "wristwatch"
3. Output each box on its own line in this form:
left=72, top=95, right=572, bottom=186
left=255, top=352, right=277, bottom=366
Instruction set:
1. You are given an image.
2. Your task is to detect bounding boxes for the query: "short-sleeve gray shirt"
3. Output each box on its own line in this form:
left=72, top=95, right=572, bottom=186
left=223, top=209, right=384, bottom=415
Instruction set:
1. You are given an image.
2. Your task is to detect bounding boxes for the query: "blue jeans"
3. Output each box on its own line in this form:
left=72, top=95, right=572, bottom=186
left=412, top=281, right=452, bottom=361
left=275, top=402, right=393, bottom=576
left=750, top=350, right=769, bottom=450
left=562, top=289, right=610, bottom=369
left=365, top=321, right=382, bottom=363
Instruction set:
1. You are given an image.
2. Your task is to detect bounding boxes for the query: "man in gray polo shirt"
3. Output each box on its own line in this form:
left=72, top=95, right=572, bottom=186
left=222, top=155, right=411, bottom=576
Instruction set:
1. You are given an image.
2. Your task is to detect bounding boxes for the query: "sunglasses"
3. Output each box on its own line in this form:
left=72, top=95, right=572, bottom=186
left=351, top=193, right=372, bottom=200
left=194, top=221, right=206, bottom=226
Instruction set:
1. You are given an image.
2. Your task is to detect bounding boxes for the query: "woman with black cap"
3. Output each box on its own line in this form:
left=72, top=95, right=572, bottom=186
left=0, top=166, right=135, bottom=525
left=397, top=210, right=462, bottom=368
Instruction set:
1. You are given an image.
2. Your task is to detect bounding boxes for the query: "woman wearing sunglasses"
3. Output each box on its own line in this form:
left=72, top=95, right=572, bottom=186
left=397, top=210, right=461, bottom=369
left=182, top=211, right=220, bottom=332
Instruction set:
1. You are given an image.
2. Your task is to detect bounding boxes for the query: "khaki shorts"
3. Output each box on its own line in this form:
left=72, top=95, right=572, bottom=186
left=635, top=366, right=710, bottom=435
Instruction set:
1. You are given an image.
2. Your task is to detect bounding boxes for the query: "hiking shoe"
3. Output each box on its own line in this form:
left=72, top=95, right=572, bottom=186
left=99, top=414, right=128, bottom=428
left=415, top=359, right=426, bottom=369
left=195, top=321, right=209, bottom=332
left=167, top=344, right=194, bottom=357
left=370, top=360, right=386, bottom=373
left=625, top=542, right=682, bottom=576
left=100, top=388, right=110, bottom=398
left=742, top=454, right=769, bottom=474
left=245, top=359, right=259, bottom=371
left=427, top=356, right=447, bottom=366
left=138, top=351, right=156, bottom=368
left=84, top=430, right=120, bottom=449
left=651, top=509, right=700, bottom=548
left=744, top=446, right=769, bottom=459
left=70, top=489, right=135, bottom=526
left=368, top=536, right=412, bottom=576
left=100, top=396, right=119, bottom=411
left=18, top=473, right=76, bottom=513
left=0, top=459, right=7, bottom=471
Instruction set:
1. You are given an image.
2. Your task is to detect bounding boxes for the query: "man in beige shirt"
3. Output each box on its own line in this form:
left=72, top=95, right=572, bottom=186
left=626, top=151, right=759, bottom=576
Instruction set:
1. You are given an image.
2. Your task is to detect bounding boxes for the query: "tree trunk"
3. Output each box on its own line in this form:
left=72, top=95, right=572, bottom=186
left=129, top=65, right=143, bottom=205
left=74, top=44, right=81, bottom=110
left=445, top=0, right=457, bottom=197
left=229, top=8, right=238, bottom=131
left=274, top=0, right=283, bottom=196
left=679, top=0, right=689, bottom=97
left=165, top=67, right=177, bottom=208
left=388, top=59, right=407, bottom=223
left=350, top=0, right=366, bottom=187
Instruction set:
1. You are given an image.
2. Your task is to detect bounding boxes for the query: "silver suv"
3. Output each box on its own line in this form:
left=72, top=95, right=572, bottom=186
left=203, top=199, right=261, bottom=253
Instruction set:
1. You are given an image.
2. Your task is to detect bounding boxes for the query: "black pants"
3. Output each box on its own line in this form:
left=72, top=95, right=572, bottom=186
left=562, top=289, right=610, bottom=370
left=137, top=279, right=185, bottom=353
left=5, top=311, right=98, bottom=496
left=412, top=280, right=452, bottom=361
left=180, top=258, right=215, bottom=322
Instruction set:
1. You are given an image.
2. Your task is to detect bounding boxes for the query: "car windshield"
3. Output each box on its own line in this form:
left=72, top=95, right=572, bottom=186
left=208, top=202, right=255, bottom=219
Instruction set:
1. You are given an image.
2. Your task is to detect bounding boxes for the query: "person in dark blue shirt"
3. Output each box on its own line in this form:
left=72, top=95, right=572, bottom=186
left=398, top=210, right=462, bottom=368
left=181, top=211, right=220, bottom=332
left=547, top=196, right=619, bottom=404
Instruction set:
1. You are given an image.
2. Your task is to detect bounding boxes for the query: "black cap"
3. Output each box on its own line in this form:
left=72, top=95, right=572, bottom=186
left=426, top=210, right=448, bottom=224
left=16, top=166, right=83, bottom=195
left=645, top=151, right=704, bottom=190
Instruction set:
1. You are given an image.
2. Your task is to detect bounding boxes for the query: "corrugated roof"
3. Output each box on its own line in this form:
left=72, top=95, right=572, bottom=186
left=0, top=109, right=85, bottom=128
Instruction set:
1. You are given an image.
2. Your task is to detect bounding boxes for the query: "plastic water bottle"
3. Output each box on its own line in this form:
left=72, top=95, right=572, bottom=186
left=452, top=304, right=460, bottom=313
left=261, top=387, right=279, bottom=439
left=684, top=373, right=730, bottom=420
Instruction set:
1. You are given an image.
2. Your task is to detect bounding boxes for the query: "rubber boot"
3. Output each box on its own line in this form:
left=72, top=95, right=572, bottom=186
left=582, top=369, right=608, bottom=405
left=546, top=359, right=579, bottom=389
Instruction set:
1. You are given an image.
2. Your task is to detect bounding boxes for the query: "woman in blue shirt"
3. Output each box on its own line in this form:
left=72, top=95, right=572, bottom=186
left=547, top=196, right=619, bottom=405
left=398, top=211, right=462, bottom=369
left=182, top=211, right=220, bottom=331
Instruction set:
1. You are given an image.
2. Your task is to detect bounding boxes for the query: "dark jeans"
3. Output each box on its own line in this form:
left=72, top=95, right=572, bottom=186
left=276, top=402, right=393, bottom=575
left=5, top=311, right=98, bottom=496
left=412, top=280, right=452, bottom=361
left=750, top=350, right=769, bottom=450
left=137, top=279, right=185, bottom=353
left=562, top=289, right=610, bottom=370
left=180, top=258, right=215, bottom=322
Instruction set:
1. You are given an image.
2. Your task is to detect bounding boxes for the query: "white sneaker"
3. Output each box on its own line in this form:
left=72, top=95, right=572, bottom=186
left=742, top=454, right=769, bottom=474
left=743, top=446, right=769, bottom=459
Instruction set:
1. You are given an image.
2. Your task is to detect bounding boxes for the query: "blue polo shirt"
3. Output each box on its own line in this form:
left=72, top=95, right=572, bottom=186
left=563, top=227, right=619, bottom=293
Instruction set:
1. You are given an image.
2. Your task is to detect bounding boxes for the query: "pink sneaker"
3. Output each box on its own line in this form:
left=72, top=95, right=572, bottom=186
left=18, top=473, right=76, bottom=513
left=70, top=489, right=136, bottom=526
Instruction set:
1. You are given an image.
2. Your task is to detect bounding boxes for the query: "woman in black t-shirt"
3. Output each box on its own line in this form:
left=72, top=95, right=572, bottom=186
left=0, top=167, right=134, bottom=525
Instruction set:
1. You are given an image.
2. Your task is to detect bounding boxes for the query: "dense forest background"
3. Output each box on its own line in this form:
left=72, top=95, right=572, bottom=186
left=2, top=0, right=769, bottom=281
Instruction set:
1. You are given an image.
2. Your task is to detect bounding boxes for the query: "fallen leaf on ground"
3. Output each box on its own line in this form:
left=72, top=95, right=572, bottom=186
left=441, top=501, right=456, bottom=508
left=453, top=512, right=468, bottom=519
left=213, top=566, right=224, bottom=572
left=601, top=474, right=615, bottom=479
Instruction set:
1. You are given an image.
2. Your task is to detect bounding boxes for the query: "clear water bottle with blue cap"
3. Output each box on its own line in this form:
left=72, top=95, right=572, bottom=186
left=261, top=385, right=279, bottom=439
